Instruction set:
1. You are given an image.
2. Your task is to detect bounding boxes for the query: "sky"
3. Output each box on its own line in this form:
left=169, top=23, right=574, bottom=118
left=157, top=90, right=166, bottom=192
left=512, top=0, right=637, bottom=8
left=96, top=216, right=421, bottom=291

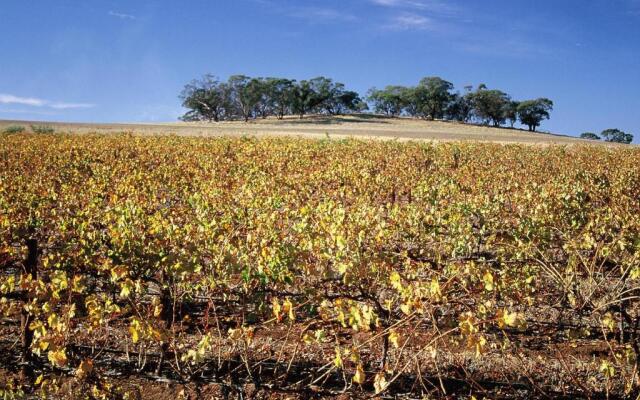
left=0, top=0, right=639, bottom=139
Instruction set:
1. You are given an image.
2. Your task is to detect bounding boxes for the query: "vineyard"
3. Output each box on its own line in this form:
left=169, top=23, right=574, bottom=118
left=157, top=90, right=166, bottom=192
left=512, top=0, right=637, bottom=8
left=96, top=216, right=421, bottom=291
left=1, top=132, right=640, bottom=399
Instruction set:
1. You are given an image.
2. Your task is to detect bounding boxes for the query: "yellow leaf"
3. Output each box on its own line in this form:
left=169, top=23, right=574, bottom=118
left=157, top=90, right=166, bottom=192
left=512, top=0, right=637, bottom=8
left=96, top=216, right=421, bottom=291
left=503, top=312, right=518, bottom=327
left=349, top=305, right=362, bottom=331
left=283, top=298, right=295, bottom=322
left=119, top=279, right=134, bottom=298
left=152, top=296, right=163, bottom=317
left=459, top=312, right=478, bottom=336
left=72, top=275, right=85, bottom=293
left=38, top=339, right=50, bottom=352
left=336, top=235, right=347, bottom=250
left=350, top=348, right=361, bottom=363
left=302, top=333, right=313, bottom=345
left=475, top=335, right=487, bottom=358
left=51, top=270, right=68, bottom=291
left=390, top=271, right=402, bottom=291
left=337, top=263, right=348, bottom=275
left=497, top=308, right=521, bottom=329
left=374, top=372, right=388, bottom=394
left=48, top=348, right=68, bottom=368
left=400, top=303, right=412, bottom=315
left=333, top=347, right=343, bottom=369
left=388, top=329, right=400, bottom=348
left=76, top=359, right=94, bottom=380
left=110, top=266, right=128, bottom=283
left=181, top=349, right=199, bottom=364
left=129, top=319, right=141, bottom=344
left=272, top=298, right=282, bottom=322
left=602, top=313, right=616, bottom=332
left=430, top=277, right=442, bottom=300
left=48, top=313, right=61, bottom=332
left=149, top=327, right=163, bottom=342
left=337, top=309, right=347, bottom=328
left=482, top=271, right=494, bottom=291
left=600, top=360, right=615, bottom=378
left=353, top=363, right=365, bottom=384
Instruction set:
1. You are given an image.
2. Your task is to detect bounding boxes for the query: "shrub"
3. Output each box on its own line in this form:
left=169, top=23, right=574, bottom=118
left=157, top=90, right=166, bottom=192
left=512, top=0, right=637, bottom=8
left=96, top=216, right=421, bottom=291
left=2, top=125, right=26, bottom=134
left=580, top=132, right=600, bottom=140
left=30, top=125, right=55, bottom=134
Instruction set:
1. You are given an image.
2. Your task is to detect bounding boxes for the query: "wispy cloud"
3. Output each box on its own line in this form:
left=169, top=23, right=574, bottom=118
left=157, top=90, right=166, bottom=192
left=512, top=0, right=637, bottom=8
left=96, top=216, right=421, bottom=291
left=286, top=7, right=357, bottom=23
left=0, top=108, right=58, bottom=116
left=370, top=0, right=458, bottom=15
left=370, top=0, right=459, bottom=32
left=0, top=94, right=46, bottom=107
left=250, top=0, right=356, bottom=23
left=0, top=93, right=94, bottom=110
left=49, top=102, right=95, bottom=110
left=108, top=10, right=136, bottom=20
left=458, top=35, right=552, bottom=59
left=386, top=13, right=434, bottom=30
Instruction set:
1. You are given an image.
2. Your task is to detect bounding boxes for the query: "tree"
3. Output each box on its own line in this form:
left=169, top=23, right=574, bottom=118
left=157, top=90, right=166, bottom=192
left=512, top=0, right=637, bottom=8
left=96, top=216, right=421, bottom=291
left=228, top=75, right=263, bottom=122
left=472, top=87, right=511, bottom=127
left=447, top=89, right=475, bottom=122
left=290, top=80, right=318, bottom=119
left=367, top=86, right=408, bottom=117
left=580, top=132, right=601, bottom=140
left=504, top=101, right=520, bottom=128
left=180, top=74, right=230, bottom=122
left=413, top=77, right=455, bottom=120
left=249, top=78, right=273, bottom=119
left=335, top=90, right=364, bottom=114
left=264, top=78, right=295, bottom=120
left=307, top=77, right=343, bottom=115
left=601, top=129, right=633, bottom=144
left=400, top=87, right=419, bottom=117
left=517, top=98, right=553, bottom=132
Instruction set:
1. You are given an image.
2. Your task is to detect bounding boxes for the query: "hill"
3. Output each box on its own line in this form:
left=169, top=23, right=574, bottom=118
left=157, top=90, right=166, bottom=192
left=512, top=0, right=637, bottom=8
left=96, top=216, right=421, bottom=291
left=0, top=114, right=610, bottom=145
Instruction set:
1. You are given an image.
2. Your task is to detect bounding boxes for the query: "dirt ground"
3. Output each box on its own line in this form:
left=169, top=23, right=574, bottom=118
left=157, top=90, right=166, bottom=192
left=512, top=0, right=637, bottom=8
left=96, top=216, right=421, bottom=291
left=0, top=114, right=610, bottom=145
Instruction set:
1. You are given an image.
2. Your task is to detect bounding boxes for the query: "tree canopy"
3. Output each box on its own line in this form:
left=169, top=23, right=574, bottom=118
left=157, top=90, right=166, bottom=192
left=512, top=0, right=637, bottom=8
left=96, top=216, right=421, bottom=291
left=179, top=74, right=574, bottom=136
left=364, top=79, right=556, bottom=132
left=580, top=132, right=601, bottom=140
left=180, top=75, right=363, bottom=121
left=516, top=98, right=554, bottom=132
left=471, top=87, right=512, bottom=127
left=601, top=128, right=634, bottom=144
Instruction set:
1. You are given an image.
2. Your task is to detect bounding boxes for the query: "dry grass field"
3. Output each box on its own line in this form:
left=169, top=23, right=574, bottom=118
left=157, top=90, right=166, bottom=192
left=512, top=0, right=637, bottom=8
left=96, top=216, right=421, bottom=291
left=0, top=114, right=609, bottom=145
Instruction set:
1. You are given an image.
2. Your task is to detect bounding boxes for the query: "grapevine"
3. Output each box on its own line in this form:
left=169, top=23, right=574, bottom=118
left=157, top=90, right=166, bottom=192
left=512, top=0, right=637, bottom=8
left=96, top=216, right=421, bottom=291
left=1, top=133, right=640, bottom=398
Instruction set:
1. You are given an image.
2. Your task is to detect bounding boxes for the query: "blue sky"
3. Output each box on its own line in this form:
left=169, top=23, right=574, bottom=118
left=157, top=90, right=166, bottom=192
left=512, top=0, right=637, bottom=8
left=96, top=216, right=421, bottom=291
left=1, top=0, right=639, bottom=139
